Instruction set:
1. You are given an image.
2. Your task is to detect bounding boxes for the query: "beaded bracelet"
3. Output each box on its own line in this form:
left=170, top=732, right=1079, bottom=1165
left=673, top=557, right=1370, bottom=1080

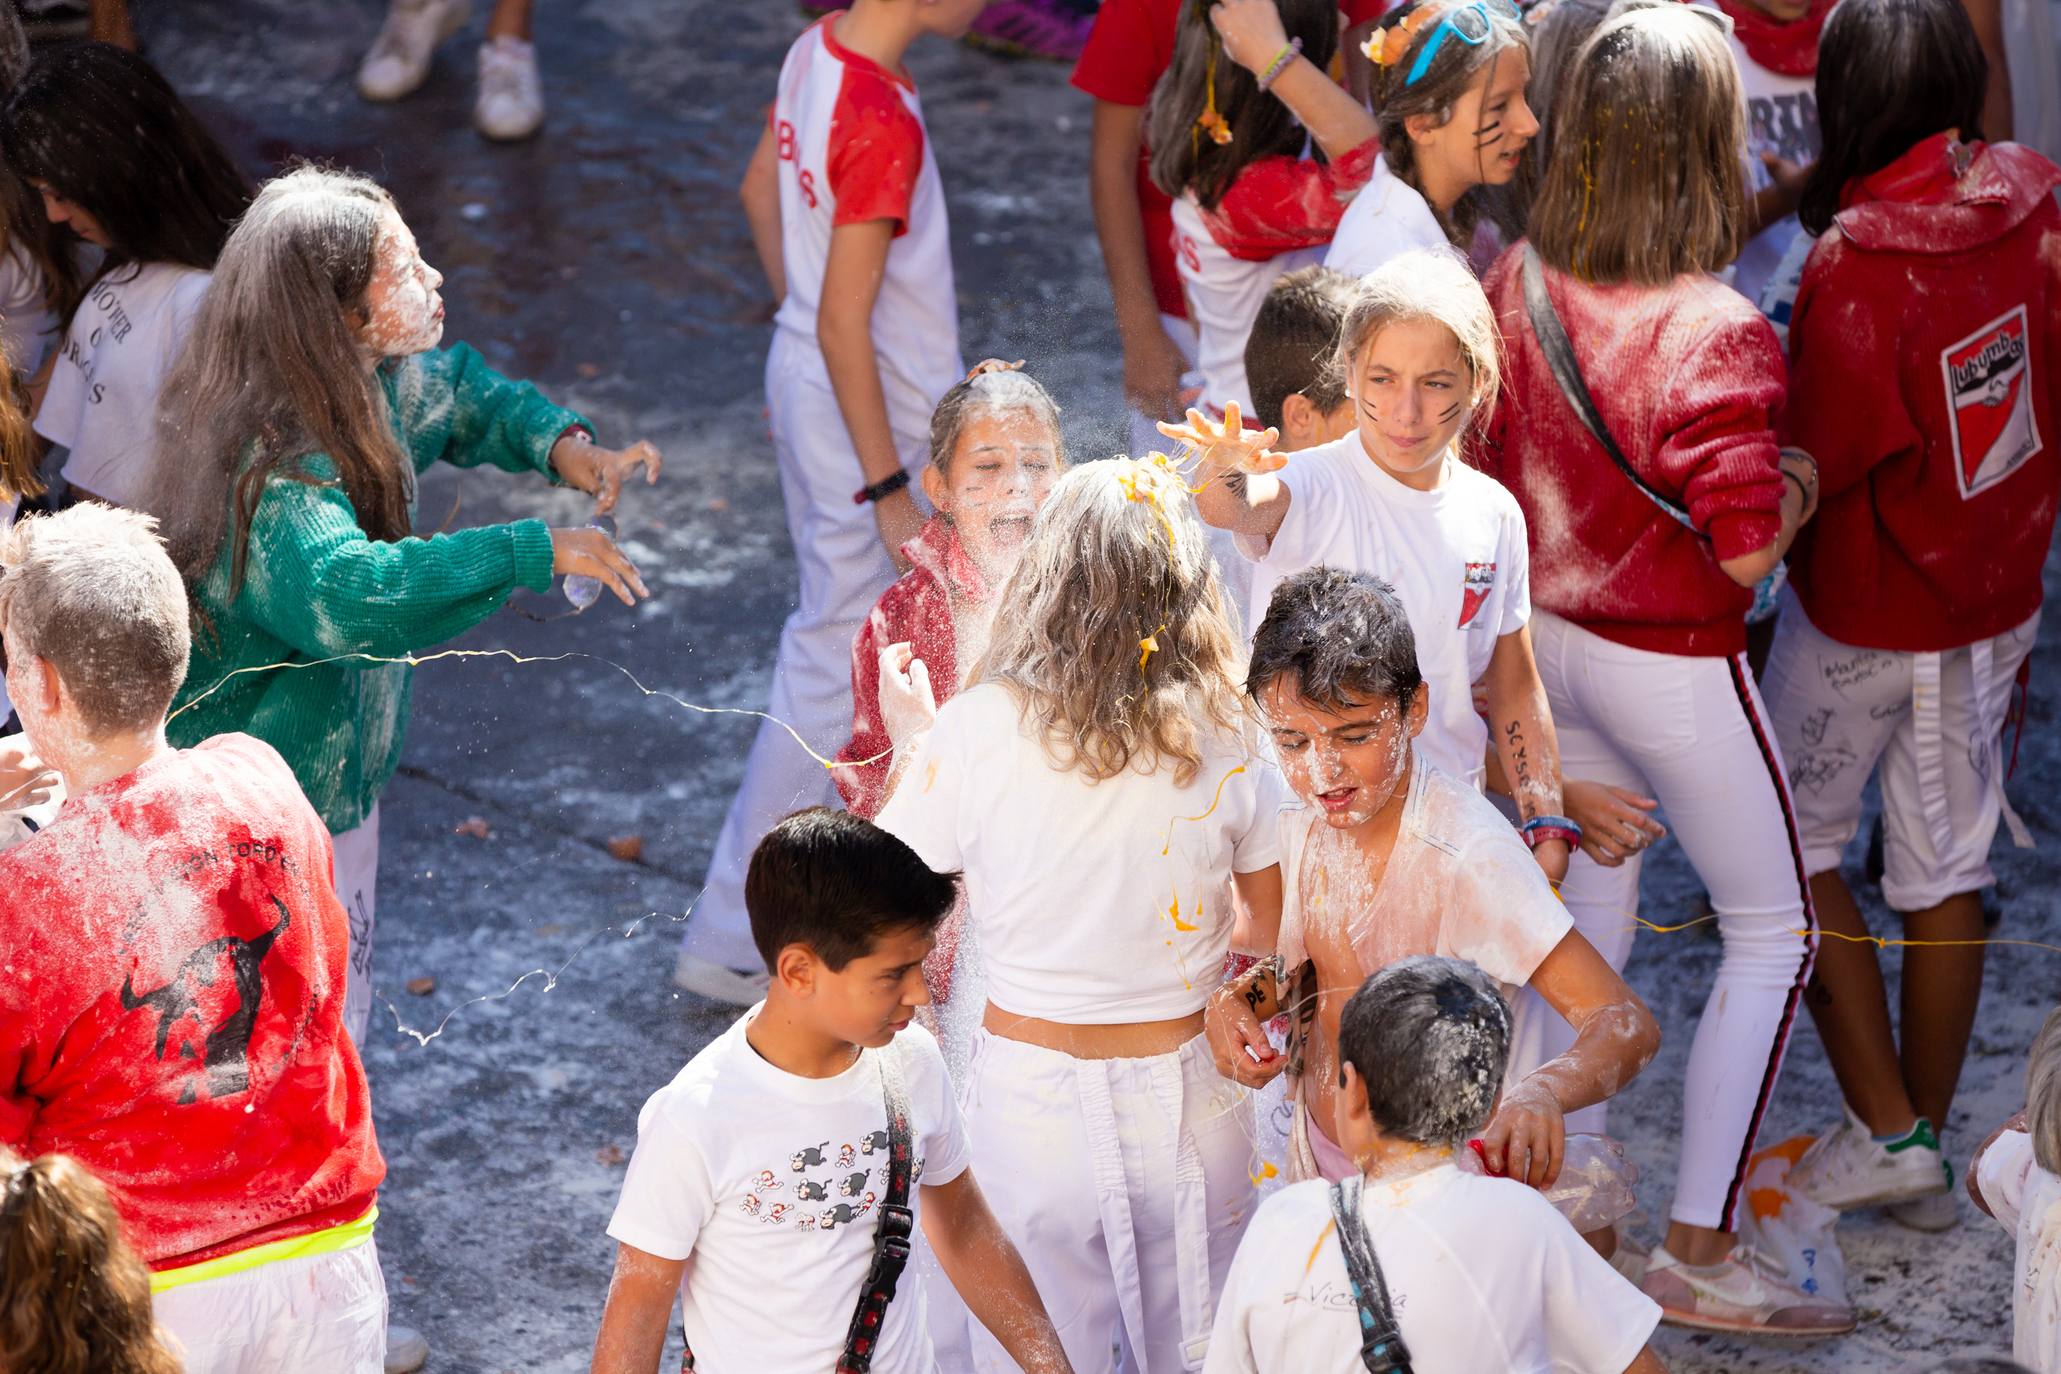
left=1521, top=814, right=1583, bottom=851
left=1256, top=36, right=1303, bottom=92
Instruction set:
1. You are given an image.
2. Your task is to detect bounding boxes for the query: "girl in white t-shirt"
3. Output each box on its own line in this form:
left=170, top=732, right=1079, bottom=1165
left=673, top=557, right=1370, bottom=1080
left=877, top=458, right=1287, bottom=1374
left=2, top=44, right=252, bottom=508
left=1971, top=1006, right=2061, bottom=1374
left=1326, top=0, right=1538, bottom=278
left=1170, top=249, right=1573, bottom=884
left=1145, top=0, right=1379, bottom=420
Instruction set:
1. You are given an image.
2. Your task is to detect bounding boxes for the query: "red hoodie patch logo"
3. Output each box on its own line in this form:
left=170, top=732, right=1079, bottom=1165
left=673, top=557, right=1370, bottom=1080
left=1458, top=561, right=1497, bottom=629
left=1943, top=305, right=2041, bottom=499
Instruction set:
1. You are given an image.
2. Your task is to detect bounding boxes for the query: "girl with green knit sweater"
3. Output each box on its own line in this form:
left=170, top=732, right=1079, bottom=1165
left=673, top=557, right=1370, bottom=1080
left=151, top=165, right=661, bottom=1048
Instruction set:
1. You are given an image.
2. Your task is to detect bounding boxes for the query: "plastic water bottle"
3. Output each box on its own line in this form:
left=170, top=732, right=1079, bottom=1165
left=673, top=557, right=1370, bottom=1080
left=562, top=513, right=619, bottom=612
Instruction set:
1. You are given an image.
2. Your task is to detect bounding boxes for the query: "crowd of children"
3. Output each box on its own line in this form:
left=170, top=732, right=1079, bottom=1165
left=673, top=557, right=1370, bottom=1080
left=0, top=0, right=2060, bottom=1368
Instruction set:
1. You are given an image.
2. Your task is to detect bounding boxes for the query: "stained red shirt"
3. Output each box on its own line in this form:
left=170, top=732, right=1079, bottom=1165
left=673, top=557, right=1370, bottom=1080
left=1481, top=245, right=1786, bottom=657
left=0, top=734, right=383, bottom=1268
left=1785, top=138, right=2061, bottom=652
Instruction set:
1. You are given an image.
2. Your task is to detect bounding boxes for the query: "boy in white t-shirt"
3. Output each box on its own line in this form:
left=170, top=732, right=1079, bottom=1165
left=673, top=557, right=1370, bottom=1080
left=1166, top=251, right=1573, bottom=881
left=1970, top=1006, right=2061, bottom=1374
left=1203, top=569, right=1657, bottom=1204
left=1206, top=956, right=1666, bottom=1374
left=592, top=809, right=1071, bottom=1374
left=679, top=0, right=984, bottom=1006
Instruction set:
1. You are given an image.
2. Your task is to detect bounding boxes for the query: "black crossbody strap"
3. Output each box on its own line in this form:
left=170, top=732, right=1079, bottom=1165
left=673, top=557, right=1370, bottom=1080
left=1520, top=244, right=1704, bottom=537
left=679, top=1049, right=916, bottom=1374
left=836, top=1047, right=915, bottom=1374
left=1328, top=1176, right=1415, bottom=1374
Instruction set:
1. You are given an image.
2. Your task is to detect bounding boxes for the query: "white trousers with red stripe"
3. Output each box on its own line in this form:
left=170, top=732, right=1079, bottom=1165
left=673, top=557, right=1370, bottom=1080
left=1526, top=612, right=1817, bottom=1232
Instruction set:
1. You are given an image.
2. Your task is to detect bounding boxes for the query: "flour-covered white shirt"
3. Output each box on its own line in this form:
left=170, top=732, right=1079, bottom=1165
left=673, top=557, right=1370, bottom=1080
left=1730, top=39, right=1820, bottom=308
left=768, top=17, right=962, bottom=429
left=36, top=262, right=210, bottom=507
left=0, top=244, right=56, bottom=376
left=1324, top=153, right=1452, bottom=279
left=1205, top=1168, right=1659, bottom=1373
left=1246, top=433, right=1531, bottom=787
left=1171, top=193, right=1324, bottom=419
left=1976, top=1128, right=2061, bottom=1374
left=876, top=681, right=1286, bottom=1023
left=607, top=1010, right=970, bottom=1374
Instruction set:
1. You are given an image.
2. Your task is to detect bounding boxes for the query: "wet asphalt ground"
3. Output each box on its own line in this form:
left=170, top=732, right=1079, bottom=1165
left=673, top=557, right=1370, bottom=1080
left=118, top=0, right=2056, bottom=1366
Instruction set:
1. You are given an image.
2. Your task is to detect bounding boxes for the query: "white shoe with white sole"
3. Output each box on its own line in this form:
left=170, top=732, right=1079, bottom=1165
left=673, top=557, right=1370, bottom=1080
left=474, top=35, right=544, bottom=141
left=1786, top=1107, right=1950, bottom=1212
left=673, top=951, right=769, bottom=1007
left=357, top=0, right=472, bottom=101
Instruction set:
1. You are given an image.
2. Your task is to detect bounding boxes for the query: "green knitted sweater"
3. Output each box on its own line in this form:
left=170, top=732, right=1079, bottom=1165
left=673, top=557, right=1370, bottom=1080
left=167, top=343, right=585, bottom=833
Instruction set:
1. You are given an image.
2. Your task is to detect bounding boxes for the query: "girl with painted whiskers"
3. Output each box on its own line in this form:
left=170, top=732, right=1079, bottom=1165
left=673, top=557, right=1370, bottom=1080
left=1478, top=4, right=1833, bottom=1336
left=1324, top=0, right=1538, bottom=277
left=876, top=458, right=1287, bottom=1372
left=149, top=166, right=661, bottom=1057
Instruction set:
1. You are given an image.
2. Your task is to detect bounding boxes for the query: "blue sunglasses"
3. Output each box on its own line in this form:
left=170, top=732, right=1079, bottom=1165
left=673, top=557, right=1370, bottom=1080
left=1401, top=0, right=1522, bottom=86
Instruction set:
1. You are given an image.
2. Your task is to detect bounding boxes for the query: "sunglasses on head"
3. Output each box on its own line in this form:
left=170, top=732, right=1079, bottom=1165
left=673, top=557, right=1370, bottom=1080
left=1395, top=0, right=1522, bottom=86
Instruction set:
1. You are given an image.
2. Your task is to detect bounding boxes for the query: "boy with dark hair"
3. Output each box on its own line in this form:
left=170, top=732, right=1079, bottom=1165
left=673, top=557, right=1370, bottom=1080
left=1205, top=956, right=1666, bottom=1372
left=591, top=809, right=1071, bottom=1374
left=1241, top=265, right=1358, bottom=450
left=1203, top=568, right=1658, bottom=1202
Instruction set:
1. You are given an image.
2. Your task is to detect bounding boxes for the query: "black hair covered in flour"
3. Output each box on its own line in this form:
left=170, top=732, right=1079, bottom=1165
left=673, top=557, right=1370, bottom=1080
left=1246, top=566, right=1423, bottom=715
left=1339, top=955, right=1511, bottom=1148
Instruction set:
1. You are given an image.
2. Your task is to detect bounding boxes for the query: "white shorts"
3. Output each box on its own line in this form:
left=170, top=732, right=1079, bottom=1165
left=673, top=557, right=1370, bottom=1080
left=154, top=1239, right=388, bottom=1374
left=332, top=803, right=380, bottom=1046
left=964, top=1029, right=1252, bottom=1373
left=1763, top=594, right=2038, bottom=911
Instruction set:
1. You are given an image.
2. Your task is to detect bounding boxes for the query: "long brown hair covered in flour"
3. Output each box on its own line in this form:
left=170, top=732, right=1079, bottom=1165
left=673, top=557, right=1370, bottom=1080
left=151, top=166, right=412, bottom=596
left=0, top=1152, right=182, bottom=1374
left=974, top=458, right=1245, bottom=787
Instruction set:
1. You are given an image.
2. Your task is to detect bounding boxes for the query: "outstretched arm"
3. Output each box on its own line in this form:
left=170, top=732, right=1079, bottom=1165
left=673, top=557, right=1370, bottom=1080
left=1158, top=402, right=1292, bottom=539
left=922, top=1170, right=1073, bottom=1374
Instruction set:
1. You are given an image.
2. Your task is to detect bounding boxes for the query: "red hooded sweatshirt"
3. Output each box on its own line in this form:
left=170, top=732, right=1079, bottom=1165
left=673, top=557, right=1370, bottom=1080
left=1784, top=136, right=2061, bottom=652
left=1480, top=247, right=1786, bottom=657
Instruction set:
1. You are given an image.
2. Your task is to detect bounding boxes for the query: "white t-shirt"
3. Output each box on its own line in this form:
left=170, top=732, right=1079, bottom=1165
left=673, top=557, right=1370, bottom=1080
left=36, top=261, right=210, bottom=508
left=1730, top=40, right=1821, bottom=308
left=768, top=18, right=962, bottom=430
left=876, top=681, right=1287, bottom=1023
left=606, top=1010, right=971, bottom=1374
left=1205, top=1168, right=1660, bottom=1374
left=1324, top=153, right=1452, bottom=279
left=0, top=244, right=55, bottom=376
left=1170, top=193, right=1325, bottom=419
left=1975, top=1128, right=2061, bottom=1374
left=1244, top=434, right=1531, bottom=788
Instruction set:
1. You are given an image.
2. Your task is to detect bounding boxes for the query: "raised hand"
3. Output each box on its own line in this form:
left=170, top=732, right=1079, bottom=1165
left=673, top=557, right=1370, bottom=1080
left=1209, top=0, right=1293, bottom=73
left=1155, top=401, right=1288, bottom=490
left=550, top=434, right=664, bottom=516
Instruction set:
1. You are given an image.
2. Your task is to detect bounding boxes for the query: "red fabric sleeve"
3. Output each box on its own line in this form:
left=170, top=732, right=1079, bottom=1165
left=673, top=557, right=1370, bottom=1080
left=1653, top=312, right=1788, bottom=561
left=835, top=598, right=895, bottom=817
left=1072, top=0, right=1178, bottom=105
left=1196, top=139, right=1379, bottom=262
left=827, top=71, right=925, bottom=236
left=1781, top=234, right=1923, bottom=502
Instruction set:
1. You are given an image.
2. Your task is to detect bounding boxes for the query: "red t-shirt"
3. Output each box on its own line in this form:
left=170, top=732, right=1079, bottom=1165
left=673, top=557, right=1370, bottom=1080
left=1072, top=0, right=1389, bottom=321
left=0, top=734, right=384, bottom=1268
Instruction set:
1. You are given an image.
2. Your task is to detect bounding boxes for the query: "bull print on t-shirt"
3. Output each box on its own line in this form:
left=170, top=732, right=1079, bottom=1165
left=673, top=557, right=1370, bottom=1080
left=118, top=893, right=290, bottom=1103
left=1944, top=304, right=2042, bottom=499
left=1458, top=562, right=1497, bottom=629
left=751, top=1132, right=925, bottom=1233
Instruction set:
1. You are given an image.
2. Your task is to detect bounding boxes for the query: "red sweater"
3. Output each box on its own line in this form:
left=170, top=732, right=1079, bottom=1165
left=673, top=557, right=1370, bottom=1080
left=1481, top=245, right=1786, bottom=657
left=1784, top=137, right=2061, bottom=652
left=0, top=735, right=383, bottom=1268
left=836, top=514, right=990, bottom=819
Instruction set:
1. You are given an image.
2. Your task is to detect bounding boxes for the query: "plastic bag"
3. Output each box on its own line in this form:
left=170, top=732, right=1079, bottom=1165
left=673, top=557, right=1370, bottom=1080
left=1459, top=1133, right=1641, bottom=1234
left=1734, top=1135, right=1851, bottom=1308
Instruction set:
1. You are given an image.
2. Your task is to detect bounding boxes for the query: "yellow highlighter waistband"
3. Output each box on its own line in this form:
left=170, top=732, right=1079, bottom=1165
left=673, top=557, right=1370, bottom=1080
left=150, top=1206, right=378, bottom=1295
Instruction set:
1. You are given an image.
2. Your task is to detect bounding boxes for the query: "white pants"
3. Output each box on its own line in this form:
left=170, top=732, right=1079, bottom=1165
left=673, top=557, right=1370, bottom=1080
left=964, top=1029, right=1252, bottom=1374
left=1763, top=594, right=2039, bottom=910
left=332, top=804, right=380, bottom=1046
left=155, top=1240, right=388, bottom=1374
left=1529, top=612, right=1817, bottom=1232
left=683, top=333, right=927, bottom=971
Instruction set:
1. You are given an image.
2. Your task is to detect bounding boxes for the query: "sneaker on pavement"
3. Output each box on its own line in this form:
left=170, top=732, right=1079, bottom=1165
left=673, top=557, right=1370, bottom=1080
left=358, top=0, right=472, bottom=102
left=1786, top=1109, right=1950, bottom=1212
left=474, top=35, right=543, bottom=142
left=1886, top=1165, right=1961, bottom=1231
left=673, top=951, right=769, bottom=1006
left=384, top=1324, right=429, bottom=1374
left=1642, top=1243, right=1855, bottom=1337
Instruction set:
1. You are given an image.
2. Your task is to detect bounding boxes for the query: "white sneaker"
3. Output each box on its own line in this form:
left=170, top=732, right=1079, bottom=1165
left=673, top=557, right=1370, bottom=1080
left=1886, top=1179, right=1961, bottom=1231
left=384, top=1324, right=429, bottom=1374
left=1642, top=1243, right=1855, bottom=1337
left=1786, top=1108, right=1950, bottom=1212
left=673, top=951, right=769, bottom=1006
left=357, top=0, right=472, bottom=101
left=474, top=35, right=543, bottom=141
